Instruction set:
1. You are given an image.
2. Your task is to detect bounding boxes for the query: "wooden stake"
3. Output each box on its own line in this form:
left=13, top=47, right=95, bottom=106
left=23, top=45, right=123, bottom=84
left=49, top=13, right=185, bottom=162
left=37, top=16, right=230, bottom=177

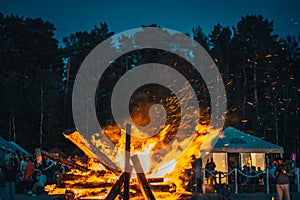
left=131, top=154, right=156, bottom=200
left=124, top=124, right=131, bottom=200
left=106, top=172, right=125, bottom=200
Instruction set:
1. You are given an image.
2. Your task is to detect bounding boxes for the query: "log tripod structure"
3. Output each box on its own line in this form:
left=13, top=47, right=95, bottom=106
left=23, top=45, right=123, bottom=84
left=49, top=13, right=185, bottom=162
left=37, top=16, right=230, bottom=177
left=106, top=124, right=156, bottom=200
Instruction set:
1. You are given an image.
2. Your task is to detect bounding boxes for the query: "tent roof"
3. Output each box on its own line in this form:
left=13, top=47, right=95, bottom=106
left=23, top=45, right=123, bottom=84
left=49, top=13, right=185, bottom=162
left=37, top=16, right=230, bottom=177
left=211, top=126, right=284, bottom=153
left=0, top=136, right=16, bottom=153
left=0, top=136, right=33, bottom=157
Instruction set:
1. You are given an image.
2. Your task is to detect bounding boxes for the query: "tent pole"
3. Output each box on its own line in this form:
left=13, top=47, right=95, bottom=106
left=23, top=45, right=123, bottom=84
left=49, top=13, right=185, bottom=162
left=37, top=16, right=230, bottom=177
left=12, top=112, right=16, bottom=142
left=234, top=168, right=238, bottom=194
left=297, top=168, right=300, bottom=194
left=202, top=168, right=206, bottom=194
left=239, top=153, right=242, bottom=170
left=226, top=153, right=228, bottom=184
left=266, top=167, right=269, bottom=194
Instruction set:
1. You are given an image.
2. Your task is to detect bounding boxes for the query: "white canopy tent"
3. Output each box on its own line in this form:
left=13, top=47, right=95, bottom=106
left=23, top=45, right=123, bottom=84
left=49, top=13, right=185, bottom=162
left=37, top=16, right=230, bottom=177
left=203, top=126, right=284, bottom=172
left=211, top=126, right=283, bottom=153
left=0, top=136, right=16, bottom=153
left=0, top=136, right=33, bottom=165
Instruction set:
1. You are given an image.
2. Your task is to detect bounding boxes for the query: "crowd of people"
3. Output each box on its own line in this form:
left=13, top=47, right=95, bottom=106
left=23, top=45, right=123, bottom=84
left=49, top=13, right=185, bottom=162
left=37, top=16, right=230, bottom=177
left=188, top=155, right=298, bottom=200
left=238, top=157, right=297, bottom=200
left=0, top=150, right=86, bottom=199
left=229, top=157, right=297, bottom=200
left=0, top=151, right=49, bottom=199
left=239, top=165, right=264, bottom=185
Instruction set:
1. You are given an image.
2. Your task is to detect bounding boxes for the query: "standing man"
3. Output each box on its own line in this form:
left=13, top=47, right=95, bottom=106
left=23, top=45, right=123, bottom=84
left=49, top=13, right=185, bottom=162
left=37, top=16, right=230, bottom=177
left=4, top=157, right=18, bottom=200
left=208, top=158, right=216, bottom=184
left=276, top=157, right=292, bottom=200
left=24, top=157, right=35, bottom=181
left=195, top=157, right=203, bottom=192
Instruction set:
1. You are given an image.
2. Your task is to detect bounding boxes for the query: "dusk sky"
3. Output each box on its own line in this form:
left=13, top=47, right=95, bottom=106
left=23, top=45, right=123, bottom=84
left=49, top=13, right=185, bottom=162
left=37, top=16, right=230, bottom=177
left=1, top=0, right=300, bottom=44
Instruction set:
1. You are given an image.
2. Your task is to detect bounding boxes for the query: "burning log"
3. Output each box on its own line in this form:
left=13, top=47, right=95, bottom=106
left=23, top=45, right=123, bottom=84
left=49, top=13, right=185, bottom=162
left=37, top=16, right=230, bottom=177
left=63, top=130, right=122, bottom=175
left=64, top=181, right=113, bottom=189
left=42, top=151, right=89, bottom=172
left=62, top=171, right=114, bottom=189
left=131, top=154, right=156, bottom=200
left=124, top=124, right=131, bottom=200
left=150, top=182, right=177, bottom=193
left=147, top=177, right=165, bottom=184
left=105, top=172, right=125, bottom=200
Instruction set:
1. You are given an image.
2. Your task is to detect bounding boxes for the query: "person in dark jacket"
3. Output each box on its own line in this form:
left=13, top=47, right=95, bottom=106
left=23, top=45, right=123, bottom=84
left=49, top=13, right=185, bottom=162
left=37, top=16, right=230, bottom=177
left=218, top=183, right=233, bottom=200
left=4, top=157, right=18, bottom=200
left=275, top=157, right=292, bottom=200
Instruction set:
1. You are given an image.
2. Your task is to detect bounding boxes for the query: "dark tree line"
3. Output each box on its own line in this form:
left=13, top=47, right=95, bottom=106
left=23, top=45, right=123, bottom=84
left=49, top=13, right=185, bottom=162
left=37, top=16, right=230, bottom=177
left=0, top=13, right=299, bottom=160
left=0, top=13, right=64, bottom=149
